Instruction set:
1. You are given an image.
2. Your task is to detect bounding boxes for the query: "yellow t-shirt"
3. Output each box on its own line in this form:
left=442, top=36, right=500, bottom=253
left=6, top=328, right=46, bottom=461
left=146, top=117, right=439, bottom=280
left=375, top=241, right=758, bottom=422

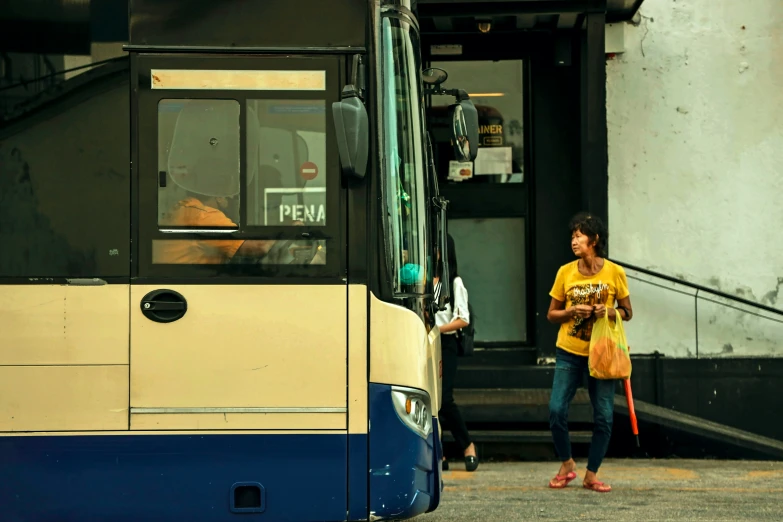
left=549, top=259, right=630, bottom=357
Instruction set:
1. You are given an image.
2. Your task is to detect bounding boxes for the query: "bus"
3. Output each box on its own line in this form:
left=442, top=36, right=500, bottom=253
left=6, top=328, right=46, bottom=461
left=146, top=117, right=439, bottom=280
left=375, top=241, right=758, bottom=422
left=0, top=0, right=478, bottom=520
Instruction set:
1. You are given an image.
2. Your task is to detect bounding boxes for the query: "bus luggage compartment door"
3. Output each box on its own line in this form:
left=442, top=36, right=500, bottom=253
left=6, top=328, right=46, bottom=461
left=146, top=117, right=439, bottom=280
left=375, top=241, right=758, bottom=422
left=129, top=284, right=347, bottom=430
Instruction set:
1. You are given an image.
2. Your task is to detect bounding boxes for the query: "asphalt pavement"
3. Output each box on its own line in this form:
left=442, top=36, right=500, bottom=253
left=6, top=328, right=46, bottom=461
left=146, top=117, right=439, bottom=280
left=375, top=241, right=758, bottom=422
left=416, top=459, right=783, bottom=521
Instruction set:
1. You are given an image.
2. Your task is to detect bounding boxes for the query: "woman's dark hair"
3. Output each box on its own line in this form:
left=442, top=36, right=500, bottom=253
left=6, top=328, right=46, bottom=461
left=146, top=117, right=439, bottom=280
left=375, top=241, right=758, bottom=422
left=569, top=212, right=608, bottom=258
left=439, top=233, right=460, bottom=305
left=446, top=233, right=459, bottom=283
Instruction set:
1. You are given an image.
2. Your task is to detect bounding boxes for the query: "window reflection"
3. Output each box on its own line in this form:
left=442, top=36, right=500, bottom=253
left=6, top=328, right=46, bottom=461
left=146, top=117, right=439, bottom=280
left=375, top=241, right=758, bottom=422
left=158, top=99, right=242, bottom=227
left=157, top=98, right=328, bottom=230
left=154, top=97, right=330, bottom=266
left=381, top=16, right=430, bottom=295
left=246, top=100, right=327, bottom=227
left=427, top=60, right=525, bottom=185
left=152, top=239, right=327, bottom=265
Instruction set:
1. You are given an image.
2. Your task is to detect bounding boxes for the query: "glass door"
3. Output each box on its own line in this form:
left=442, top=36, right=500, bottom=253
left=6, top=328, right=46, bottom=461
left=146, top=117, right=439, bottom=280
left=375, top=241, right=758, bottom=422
left=426, top=60, right=530, bottom=347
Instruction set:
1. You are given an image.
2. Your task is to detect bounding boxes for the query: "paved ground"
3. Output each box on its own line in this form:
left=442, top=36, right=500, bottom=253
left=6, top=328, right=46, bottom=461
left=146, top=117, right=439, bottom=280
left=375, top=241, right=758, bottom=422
left=416, top=459, right=783, bottom=521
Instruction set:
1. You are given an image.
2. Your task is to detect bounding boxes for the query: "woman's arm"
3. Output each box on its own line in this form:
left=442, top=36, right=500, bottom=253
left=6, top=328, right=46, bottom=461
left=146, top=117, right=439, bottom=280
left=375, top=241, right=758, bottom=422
left=614, top=296, right=633, bottom=321
left=441, top=277, right=471, bottom=333
left=595, top=296, right=633, bottom=321
left=439, top=318, right=469, bottom=334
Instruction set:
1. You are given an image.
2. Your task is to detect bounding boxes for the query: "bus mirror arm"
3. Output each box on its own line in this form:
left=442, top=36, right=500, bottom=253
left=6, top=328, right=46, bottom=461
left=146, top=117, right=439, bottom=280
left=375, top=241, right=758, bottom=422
left=332, top=85, right=369, bottom=180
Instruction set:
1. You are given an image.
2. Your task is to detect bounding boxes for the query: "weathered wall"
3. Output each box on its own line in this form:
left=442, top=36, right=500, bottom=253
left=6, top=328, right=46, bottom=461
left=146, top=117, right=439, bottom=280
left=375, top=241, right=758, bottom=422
left=607, top=0, right=783, bottom=357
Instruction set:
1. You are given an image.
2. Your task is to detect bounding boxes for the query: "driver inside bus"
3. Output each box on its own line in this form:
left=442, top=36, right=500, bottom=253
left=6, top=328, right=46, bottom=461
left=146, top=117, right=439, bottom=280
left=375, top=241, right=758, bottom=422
left=154, top=101, right=278, bottom=264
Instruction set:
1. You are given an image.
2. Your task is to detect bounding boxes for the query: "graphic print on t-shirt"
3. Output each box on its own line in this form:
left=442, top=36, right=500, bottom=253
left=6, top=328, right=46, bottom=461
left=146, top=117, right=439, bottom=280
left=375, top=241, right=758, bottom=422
left=567, top=282, right=609, bottom=342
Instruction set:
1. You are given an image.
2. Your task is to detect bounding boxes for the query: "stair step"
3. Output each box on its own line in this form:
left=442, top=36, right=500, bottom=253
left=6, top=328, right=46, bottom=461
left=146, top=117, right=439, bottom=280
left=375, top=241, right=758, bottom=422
left=455, top=365, right=556, bottom=389
left=453, top=388, right=594, bottom=423
left=442, top=430, right=592, bottom=444
left=454, top=388, right=590, bottom=405
left=459, top=347, right=538, bottom=366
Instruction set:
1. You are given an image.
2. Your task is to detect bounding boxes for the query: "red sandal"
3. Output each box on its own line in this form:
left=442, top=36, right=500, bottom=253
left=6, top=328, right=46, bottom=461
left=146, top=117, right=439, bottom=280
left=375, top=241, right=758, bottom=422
left=548, top=471, right=577, bottom=489
left=583, top=481, right=612, bottom=493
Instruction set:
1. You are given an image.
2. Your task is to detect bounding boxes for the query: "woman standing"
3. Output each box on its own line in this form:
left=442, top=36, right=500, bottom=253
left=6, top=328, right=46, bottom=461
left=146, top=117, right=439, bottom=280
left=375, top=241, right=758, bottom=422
left=546, top=212, right=633, bottom=492
left=435, top=234, right=479, bottom=472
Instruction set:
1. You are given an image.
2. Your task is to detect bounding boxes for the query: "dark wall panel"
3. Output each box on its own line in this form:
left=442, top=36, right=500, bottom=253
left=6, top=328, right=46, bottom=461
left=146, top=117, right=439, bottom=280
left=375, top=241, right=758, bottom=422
left=130, top=0, right=367, bottom=49
left=0, top=73, right=130, bottom=279
left=629, top=356, right=783, bottom=442
left=580, top=13, right=608, bottom=240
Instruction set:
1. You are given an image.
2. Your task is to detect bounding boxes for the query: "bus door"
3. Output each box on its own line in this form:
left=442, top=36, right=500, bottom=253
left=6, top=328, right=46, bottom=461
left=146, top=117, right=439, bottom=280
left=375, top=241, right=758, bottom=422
left=128, top=54, right=349, bottom=517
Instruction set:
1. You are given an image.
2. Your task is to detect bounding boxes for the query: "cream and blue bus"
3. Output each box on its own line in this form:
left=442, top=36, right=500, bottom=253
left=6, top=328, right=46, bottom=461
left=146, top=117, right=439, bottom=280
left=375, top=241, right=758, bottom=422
left=0, top=0, right=478, bottom=520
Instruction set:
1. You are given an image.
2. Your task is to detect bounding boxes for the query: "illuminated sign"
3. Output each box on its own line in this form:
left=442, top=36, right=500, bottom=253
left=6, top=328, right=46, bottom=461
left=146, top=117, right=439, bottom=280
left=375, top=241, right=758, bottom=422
left=479, top=124, right=504, bottom=146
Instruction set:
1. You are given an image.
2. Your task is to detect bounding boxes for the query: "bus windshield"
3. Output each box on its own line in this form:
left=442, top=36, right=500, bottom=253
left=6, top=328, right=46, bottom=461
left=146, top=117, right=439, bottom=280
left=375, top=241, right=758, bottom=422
left=380, top=12, right=431, bottom=296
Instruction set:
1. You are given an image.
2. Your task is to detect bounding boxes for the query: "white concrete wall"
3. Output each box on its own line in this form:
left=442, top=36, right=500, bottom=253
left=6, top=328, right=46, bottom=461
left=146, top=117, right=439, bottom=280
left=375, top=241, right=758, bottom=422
left=607, top=0, right=783, bottom=357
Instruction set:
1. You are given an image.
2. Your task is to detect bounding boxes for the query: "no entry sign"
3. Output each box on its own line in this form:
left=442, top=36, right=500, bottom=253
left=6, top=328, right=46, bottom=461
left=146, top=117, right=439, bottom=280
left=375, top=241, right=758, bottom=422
left=300, top=162, right=318, bottom=181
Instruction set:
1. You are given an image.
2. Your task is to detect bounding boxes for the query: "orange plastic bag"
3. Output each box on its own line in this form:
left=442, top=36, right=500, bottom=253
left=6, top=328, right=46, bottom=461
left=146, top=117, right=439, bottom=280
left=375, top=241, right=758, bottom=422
left=588, top=315, right=631, bottom=380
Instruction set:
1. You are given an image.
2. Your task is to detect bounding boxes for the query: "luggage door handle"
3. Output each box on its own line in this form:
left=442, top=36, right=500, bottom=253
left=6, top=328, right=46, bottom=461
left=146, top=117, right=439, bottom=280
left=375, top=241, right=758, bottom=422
left=140, top=289, right=188, bottom=323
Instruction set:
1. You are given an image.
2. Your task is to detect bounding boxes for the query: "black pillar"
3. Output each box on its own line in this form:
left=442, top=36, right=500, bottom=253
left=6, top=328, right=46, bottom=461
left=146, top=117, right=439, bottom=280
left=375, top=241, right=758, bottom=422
left=580, top=12, right=609, bottom=251
left=532, top=34, right=582, bottom=358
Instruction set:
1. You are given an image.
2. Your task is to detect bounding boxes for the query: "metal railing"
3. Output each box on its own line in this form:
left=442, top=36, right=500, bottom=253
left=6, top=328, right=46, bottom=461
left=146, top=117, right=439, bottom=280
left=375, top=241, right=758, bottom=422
left=610, top=259, right=783, bottom=358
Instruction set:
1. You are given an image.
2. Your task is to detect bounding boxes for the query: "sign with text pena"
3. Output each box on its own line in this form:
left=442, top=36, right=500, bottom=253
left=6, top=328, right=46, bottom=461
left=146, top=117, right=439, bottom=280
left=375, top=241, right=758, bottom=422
left=263, top=187, right=326, bottom=226
left=300, top=162, right=319, bottom=181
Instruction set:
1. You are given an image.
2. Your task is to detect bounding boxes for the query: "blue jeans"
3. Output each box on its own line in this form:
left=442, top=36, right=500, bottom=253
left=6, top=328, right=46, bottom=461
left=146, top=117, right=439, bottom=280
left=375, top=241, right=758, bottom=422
left=549, top=348, right=616, bottom=473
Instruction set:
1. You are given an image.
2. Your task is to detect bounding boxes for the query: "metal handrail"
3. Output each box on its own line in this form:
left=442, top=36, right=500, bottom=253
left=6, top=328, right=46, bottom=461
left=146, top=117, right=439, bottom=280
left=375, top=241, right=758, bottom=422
left=611, top=259, right=782, bottom=358
left=0, top=56, right=126, bottom=94
left=610, top=259, right=783, bottom=317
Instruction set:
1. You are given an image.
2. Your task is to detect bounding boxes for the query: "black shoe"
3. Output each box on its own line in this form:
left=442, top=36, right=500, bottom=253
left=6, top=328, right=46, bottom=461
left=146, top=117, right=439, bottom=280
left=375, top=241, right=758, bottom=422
left=465, top=455, right=479, bottom=472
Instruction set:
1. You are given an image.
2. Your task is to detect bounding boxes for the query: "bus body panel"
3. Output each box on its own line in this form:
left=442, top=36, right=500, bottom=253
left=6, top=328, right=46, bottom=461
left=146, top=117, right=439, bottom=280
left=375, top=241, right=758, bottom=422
left=369, top=293, right=442, bottom=414
left=0, top=432, right=348, bottom=522
left=130, top=284, right=347, bottom=430
left=0, top=284, right=130, bottom=432
left=348, top=285, right=369, bottom=435
left=0, top=366, right=128, bottom=432
left=368, top=384, right=442, bottom=520
left=348, top=433, right=370, bottom=520
left=0, top=284, right=129, bottom=366
left=347, top=285, right=370, bottom=519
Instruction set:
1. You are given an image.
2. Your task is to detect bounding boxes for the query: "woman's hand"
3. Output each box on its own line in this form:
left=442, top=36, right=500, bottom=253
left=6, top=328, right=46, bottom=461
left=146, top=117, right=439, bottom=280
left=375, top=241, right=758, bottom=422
left=548, top=299, right=593, bottom=324
left=574, top=304, right=593, bottom=318
left=593, top=304, right=606, bottom=318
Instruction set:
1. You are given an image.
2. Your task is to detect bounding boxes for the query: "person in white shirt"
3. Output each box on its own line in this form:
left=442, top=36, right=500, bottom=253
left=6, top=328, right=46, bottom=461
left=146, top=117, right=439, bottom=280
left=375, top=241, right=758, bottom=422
left=435, top=234, right=478, bottom=472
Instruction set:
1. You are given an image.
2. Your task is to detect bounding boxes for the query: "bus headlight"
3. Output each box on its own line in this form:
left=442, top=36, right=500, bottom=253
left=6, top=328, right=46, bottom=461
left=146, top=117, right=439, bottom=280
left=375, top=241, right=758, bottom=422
left=390, top=386, right=433, bottom=439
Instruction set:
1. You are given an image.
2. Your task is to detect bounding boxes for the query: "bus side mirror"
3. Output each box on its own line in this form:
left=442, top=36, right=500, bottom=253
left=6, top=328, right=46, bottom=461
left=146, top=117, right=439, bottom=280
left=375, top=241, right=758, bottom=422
left=449, top=92, right=479, bottom=162
left=332, top=85, right=369, bottom=179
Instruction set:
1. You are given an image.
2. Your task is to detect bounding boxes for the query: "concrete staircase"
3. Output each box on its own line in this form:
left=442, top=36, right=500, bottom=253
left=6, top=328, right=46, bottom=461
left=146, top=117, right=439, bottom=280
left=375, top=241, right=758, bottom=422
left=444, top=350, right=783, bottom=461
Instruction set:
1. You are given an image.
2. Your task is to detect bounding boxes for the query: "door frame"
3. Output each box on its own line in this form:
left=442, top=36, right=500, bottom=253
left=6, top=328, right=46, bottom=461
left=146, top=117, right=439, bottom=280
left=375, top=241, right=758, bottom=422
left=423, top=50, right=536, bottom=350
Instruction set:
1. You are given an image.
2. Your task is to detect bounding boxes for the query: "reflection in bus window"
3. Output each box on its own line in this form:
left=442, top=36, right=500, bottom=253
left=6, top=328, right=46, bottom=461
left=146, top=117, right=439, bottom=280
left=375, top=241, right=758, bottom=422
left=428, top=60, right=525, bottom=185
left=152, top=239, right=327, bottom=265
left=381, top=16, right=430, bottom=294
left=246, top=100, right=327, bottom=227
left=154, top=98, right=295, bottom=265
left=158, top=99, right=243, bottom=228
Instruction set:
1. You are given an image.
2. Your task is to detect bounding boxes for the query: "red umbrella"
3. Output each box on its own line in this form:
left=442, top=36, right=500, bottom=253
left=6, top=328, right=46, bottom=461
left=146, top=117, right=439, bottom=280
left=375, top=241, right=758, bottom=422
left=623, top=379, right=640, bottom=447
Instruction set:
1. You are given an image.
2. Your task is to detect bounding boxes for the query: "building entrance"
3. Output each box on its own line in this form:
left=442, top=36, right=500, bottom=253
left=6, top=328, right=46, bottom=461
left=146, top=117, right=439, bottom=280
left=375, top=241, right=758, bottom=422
left=427, top=59, right=535, bottom=365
